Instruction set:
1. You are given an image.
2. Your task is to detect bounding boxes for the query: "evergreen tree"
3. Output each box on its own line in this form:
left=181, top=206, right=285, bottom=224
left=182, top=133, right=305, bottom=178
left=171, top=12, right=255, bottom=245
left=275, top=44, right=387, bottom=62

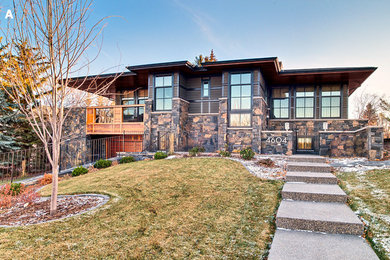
left=0, top=39, right=46, bottom=150
left=0, top=88, right=20, bottom=152
left=194, top=50, right=217, bottom=66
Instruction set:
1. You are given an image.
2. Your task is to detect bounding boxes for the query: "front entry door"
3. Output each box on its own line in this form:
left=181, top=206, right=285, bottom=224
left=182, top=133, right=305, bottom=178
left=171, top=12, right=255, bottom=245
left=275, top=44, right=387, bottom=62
left=296, top=136, right=314, bottom=153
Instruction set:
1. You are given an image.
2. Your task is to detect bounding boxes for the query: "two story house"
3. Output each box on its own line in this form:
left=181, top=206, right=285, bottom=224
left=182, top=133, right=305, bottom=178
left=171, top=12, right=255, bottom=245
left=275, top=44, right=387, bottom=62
left=68, top=57, right=383, bottom=159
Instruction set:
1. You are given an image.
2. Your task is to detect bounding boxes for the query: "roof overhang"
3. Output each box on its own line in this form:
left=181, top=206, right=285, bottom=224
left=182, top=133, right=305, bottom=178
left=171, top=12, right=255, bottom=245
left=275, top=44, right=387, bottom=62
left=68, top=57, right=376, bottom=96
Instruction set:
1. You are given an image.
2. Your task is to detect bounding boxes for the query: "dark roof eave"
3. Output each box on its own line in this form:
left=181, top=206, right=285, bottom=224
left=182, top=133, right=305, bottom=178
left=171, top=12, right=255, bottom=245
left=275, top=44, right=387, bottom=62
left=201, top=57, right=278, bottom=67
left=126, top=60, right=194, bottom=72
left=280, top=67, right=377, bottom=75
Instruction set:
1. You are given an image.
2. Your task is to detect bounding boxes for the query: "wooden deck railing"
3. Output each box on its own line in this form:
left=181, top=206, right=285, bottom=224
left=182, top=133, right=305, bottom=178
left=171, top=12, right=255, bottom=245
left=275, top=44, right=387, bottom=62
left=86, top=104, right=145, bottom=135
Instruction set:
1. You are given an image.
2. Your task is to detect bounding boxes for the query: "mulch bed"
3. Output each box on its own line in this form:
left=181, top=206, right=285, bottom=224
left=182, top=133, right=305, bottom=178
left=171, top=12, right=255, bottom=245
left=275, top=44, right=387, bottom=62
left=0, top=195, right=107, bottom=227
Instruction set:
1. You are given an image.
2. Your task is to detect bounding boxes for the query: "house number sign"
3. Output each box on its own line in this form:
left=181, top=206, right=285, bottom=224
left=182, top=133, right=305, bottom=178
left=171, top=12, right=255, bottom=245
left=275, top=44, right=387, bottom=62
left=266, top=136, right=287, bottom=145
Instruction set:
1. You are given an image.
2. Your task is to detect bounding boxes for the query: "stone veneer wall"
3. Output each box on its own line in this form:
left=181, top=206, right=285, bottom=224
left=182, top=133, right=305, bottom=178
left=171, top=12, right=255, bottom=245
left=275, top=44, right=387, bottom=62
left=261, top=131, right=293, bottom=155
left=217, top=98, right=228, bottom=151
left=60, top=107, right=89, bottom=170
left=187, top=114, right=218, bottom=152
left=172, top=98, right=189, bottom=151
left=319, top=126, right=383, bottom=159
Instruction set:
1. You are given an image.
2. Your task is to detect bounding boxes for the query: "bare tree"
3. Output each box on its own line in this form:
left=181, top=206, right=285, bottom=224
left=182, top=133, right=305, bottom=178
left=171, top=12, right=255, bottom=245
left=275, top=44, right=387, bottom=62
left=351, top=88, right=380, bottom=119
left=1, top=0, right=121, bottom=214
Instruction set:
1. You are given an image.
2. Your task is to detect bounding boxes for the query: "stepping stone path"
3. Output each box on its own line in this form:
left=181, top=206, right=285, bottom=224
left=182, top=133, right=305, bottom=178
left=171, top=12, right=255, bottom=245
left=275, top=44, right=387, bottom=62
left=268, top=154, right=379, bottom=260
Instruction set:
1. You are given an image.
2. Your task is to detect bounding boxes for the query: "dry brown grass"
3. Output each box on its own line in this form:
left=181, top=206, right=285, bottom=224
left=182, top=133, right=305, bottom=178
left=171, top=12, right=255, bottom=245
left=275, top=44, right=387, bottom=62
left=0, top=158, right=282, bottom=259
left=337, top=169, right=390, bottom=259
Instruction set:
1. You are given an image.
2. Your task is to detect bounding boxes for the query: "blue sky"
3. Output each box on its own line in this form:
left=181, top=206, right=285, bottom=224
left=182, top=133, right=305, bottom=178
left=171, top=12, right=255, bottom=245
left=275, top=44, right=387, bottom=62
left=1, top=0, right=390, bottom=113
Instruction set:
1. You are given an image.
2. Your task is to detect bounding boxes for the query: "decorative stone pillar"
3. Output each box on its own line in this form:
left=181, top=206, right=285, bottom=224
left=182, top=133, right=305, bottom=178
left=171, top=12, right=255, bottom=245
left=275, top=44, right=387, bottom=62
left=218, top=98, right=228, bottom=151
left=143, top=99, right=153, bottom=151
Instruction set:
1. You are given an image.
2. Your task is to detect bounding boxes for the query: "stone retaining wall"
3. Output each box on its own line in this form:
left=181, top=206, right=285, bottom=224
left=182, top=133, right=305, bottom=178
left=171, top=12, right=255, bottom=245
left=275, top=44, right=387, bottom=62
left=261, top=131, right=293, bottom=155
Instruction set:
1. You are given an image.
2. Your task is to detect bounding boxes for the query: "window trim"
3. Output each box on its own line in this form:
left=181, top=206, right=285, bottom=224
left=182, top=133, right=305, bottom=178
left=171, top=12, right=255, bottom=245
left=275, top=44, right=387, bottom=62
left=295, top=86, right=315, bottom=119
left=154, top=74, right=173, bottom=111
left=228, top=71, right=253, bottom=127
left=320, top=84, right=342, bottom=119
left=271, top=86, right=290, bottom=119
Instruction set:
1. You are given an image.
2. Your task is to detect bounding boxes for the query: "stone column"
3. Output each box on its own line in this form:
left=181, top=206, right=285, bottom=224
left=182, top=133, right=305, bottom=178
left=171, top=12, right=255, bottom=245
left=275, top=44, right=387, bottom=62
left=143, top=99, right=153, bottom=151
left=218, top=98, right=228, bottom=150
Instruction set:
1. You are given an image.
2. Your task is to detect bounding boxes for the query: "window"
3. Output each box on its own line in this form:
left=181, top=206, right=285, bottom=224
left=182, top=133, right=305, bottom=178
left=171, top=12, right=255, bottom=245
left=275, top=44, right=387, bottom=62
left=271, top=88, right=289, bottom=119
left=229, top=73, right=251, bottom=127
left=202, top=81, right=209, bottom=97
left=155, top=75, right=172, bottom=111
left=121, top=91, right=134, bottom=105
left=321, top=85, right=341, bottom=118
left=295, top=86, right=314, bottom=118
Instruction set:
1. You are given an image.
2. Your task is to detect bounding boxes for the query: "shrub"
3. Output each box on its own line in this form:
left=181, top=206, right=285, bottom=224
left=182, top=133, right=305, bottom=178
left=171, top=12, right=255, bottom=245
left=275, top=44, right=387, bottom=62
left=39, top=173, right=52, bottom=186
left=219, top=150, right=231, bottom=157
left=154, top=151, right=168, bottom=160
left=94, top=159, right=112, bottom=169
left=240, top=147, right=255, bottom=160
left=189, top=146, right=205, bottom=157
left=0, top=183, right=24, bottom=196
left=120, top=156, right=136, bottom=164
left=72, top=166, right=89, bottom=177
left=256, top=158, right=275, bottom=168
left=0, top=184, right=40, bottom=208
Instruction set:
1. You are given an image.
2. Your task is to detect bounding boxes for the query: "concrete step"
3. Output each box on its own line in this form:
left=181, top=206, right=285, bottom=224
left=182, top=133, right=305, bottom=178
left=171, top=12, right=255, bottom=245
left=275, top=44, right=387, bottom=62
left=276, top=200, right=363, bottom=235
left=288, top=155, right=327, bottom=164
left=268, top=229, right=378, bottom=260
left=287, top=162, right=331, bottom=173
left=286, top=171, right=337, bottom=184
left=282, top=183, right=347, bottom=203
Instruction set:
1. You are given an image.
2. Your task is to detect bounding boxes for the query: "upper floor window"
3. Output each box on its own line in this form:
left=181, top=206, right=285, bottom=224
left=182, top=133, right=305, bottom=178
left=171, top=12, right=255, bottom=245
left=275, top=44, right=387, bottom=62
left=229, top=73, right=252, bottom=127
left=271, top=87, right=289, bottom=119
left=321, top=85, right=341, bottom=118
left=296, top=86, right=314, bottom=118
left=122, top=91, right=134, bottom=105
left=155, top=75, right=172, bottom=111
left=202, top=81, right=209, bottom=97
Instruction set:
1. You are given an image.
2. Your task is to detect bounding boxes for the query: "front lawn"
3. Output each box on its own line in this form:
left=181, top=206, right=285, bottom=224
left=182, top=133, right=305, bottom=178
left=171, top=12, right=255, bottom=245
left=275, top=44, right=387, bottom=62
left=0, top=158, right=282, bottom=259
left=337, top=169, right=390, bottom=259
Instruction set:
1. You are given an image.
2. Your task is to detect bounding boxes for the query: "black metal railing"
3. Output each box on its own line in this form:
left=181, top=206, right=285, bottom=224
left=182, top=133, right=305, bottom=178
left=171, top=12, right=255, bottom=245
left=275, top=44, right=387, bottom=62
left=0, top=135, right=144, bottom=183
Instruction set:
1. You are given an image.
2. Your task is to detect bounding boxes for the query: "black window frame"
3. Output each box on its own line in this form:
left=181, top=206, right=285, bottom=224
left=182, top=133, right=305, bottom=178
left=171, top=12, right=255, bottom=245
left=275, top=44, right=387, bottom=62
left=320, top=84, right=342, bottom=119
left=228, top=72, right=252, bottom=127
left=154, top=74, right=173, bottom=111
left=295, top=86, right=315, bottom=119
left=271, top=87, right=290, bottom=119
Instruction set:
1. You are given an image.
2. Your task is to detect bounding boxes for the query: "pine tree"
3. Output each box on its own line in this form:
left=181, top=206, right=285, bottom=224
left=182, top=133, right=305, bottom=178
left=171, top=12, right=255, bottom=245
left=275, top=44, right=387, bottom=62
left=0, top=88, right=20, bottom=152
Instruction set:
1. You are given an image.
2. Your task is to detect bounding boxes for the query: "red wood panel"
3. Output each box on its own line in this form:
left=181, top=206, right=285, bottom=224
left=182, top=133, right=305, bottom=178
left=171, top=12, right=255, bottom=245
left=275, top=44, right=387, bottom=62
left=107, top=135, right=143, bottom=157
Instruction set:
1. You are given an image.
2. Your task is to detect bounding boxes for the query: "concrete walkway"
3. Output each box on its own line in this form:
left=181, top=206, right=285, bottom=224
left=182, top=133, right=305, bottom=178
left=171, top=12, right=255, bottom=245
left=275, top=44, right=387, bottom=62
left=268, top=154, right=378, bottom=260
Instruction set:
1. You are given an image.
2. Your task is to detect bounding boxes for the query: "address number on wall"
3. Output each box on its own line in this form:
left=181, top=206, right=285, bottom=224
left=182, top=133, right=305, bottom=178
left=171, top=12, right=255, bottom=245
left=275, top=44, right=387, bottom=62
left=266, top=136, right=287, bottom=144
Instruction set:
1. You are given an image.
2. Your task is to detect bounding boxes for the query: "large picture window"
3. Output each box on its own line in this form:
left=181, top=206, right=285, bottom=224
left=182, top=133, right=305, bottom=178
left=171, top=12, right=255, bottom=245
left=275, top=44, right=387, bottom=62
left=321, top=85, right=341, bottom=118
left=271, top=88, right=289, bottom=119
left=155, top=75, right=172, bottom=111
left=229, top=73, right=251, bottom=127
left=296, top=86, right=314, bottom=118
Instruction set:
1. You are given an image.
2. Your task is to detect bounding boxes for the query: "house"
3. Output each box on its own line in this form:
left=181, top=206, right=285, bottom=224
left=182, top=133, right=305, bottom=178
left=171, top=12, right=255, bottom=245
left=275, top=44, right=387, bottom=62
left=65, top=57, right=383, bottom=159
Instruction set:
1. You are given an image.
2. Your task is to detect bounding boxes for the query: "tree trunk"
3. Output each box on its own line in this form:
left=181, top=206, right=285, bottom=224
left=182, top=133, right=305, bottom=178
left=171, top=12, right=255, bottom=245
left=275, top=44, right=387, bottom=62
left=50, top=142, right=59, bottom=215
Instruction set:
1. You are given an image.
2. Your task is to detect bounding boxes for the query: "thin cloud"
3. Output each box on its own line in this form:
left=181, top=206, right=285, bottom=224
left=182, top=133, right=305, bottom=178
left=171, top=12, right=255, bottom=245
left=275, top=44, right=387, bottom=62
left=172, top=0, right=228, bottom=55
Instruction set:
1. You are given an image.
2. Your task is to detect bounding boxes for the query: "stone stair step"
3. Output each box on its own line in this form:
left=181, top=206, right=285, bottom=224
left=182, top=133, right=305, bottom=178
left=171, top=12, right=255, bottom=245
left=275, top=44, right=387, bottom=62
left=276, top=200, right=363, bottom=235
left=286, top=171, right=337, bottom=184
left=282, top=183, right=347, bottom=203
left=268, top=229, right=378, bottom=260
left=288, top=155, right=327, bottom=164
left=287, top=162, right=331, bottom=173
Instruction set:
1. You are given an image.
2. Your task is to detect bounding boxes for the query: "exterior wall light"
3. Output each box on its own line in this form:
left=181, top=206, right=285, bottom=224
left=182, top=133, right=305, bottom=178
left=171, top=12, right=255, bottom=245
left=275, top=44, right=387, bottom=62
left=323, top=122, right=328, bottom=131
left=285, top=122, right=290, bottom=131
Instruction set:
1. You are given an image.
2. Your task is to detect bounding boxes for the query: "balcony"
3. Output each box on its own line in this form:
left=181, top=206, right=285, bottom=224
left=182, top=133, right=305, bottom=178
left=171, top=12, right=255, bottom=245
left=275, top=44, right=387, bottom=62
left=86, top=105, right=145, bottom=135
